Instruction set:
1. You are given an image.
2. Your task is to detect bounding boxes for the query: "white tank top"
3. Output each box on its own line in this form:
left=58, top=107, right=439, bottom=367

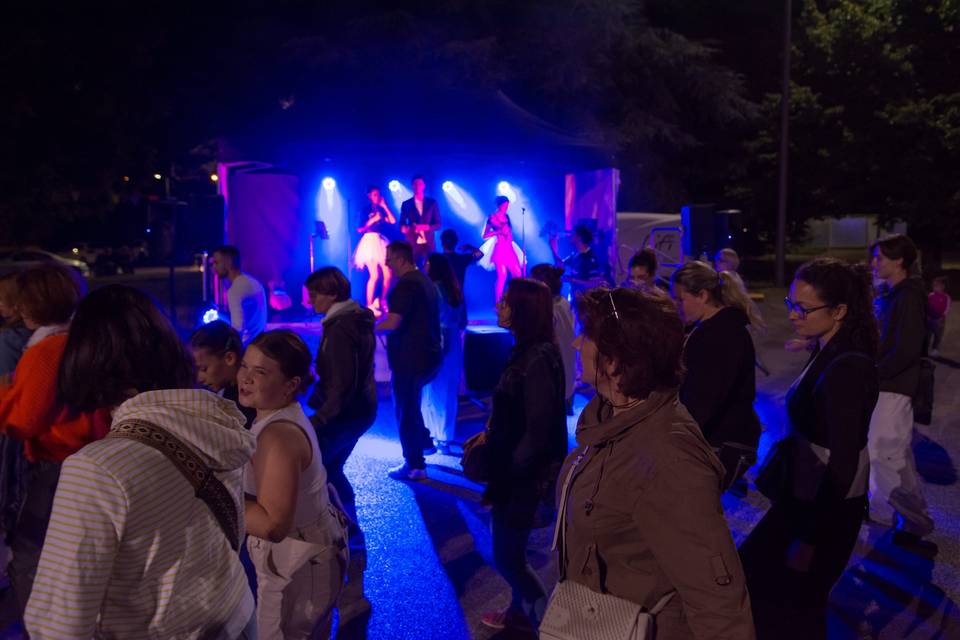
left=245, top=402, right=331, bottom=528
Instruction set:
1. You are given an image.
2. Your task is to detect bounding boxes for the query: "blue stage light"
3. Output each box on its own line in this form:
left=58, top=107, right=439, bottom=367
left=497, top=181, right=517, bottom=201
left=388, top=180, right=402, bottom=192
left=322, top=177, right=336, bottom=191
left=201, top=307, right=220, bottom=324
left=442, top=181, right=454, bottom=193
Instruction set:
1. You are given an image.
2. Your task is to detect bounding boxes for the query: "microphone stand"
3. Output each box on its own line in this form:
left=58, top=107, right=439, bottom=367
left=521, top=207, right=527, bottom=277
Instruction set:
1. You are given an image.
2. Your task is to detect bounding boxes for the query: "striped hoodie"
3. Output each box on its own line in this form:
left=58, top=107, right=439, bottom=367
left=25, top=389, right=257, bottom=639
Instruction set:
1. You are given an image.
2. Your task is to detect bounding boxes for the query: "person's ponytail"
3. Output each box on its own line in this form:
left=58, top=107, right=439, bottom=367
left=718, top=271, right=766, bottom=329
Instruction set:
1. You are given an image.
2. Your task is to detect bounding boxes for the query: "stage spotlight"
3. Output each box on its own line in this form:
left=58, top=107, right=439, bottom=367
left=440, top=180, right=482, bottom=224
left=153, top=173, right=163, bottom=181
left=388, top=180, right=402, bottom=192
left=322, top=177, right=336, bottom=191
left=209, top=173, right=219, bottom=183
left=201, top=307, right=220, bottom=324
left=497, top=180, right=517, bottom=201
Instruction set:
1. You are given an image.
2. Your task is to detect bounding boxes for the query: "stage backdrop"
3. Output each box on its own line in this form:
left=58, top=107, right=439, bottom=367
left=225, top=170, right=310, bottom=302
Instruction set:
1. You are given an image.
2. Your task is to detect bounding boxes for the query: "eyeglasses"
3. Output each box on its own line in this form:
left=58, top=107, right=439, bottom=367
left=783, top=297, right=829, bottom=319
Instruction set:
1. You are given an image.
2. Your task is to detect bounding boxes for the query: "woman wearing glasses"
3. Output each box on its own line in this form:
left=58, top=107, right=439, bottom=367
left=670, top=261, right=764, bottom=490
left=554, top=288, right=754, bottom=639
left=479, top=278, right=567, bottom=632
left=739, top=258, right=879, bottom=638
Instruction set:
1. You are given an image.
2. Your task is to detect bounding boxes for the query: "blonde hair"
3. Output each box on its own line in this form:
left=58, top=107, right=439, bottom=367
left=671, top=261, right=765, bottom=328
left=0, top=273, right=22, bottom=327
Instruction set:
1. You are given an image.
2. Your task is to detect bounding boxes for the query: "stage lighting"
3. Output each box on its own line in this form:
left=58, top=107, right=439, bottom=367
left=442, top=181, right=454, bottom=193
left=497, top=181, right=517, bottom=201
left=153, top=173, right=163, bottom=181
left=322, top=177, right=336, bottom=191
left=201, top=307, right=220, bottom=324
left=388, top=180, right=401, bottom=192
left=209, top=173, right=219, bottom=183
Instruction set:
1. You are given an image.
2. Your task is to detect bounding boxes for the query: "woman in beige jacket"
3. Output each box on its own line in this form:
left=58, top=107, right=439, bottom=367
left=555, top=288, right=755, bottom=640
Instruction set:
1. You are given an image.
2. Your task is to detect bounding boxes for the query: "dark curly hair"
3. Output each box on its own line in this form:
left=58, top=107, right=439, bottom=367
left=793, top=258, right=879, bottom=357
left=576, top=287, right=685, bottom=399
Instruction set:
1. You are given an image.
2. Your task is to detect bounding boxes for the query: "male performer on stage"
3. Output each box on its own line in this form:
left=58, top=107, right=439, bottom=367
left=399, top=175, right=442, bottom=266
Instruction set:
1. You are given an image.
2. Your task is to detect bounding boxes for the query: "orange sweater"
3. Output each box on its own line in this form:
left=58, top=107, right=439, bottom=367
left=0, top=334, right=111, bottom=463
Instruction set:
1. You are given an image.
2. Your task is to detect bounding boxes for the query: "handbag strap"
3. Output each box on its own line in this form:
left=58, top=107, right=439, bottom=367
left=108, top=419, right=241, bottom=551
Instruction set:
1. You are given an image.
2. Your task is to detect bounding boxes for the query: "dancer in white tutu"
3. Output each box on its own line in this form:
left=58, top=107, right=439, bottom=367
left=354, top=186, right=396, bottom=313
left=478, top=195, right=525, bottom=303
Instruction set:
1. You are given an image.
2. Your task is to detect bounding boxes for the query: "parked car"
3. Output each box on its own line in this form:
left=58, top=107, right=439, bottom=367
left=0, top=249, right=92, bottom=278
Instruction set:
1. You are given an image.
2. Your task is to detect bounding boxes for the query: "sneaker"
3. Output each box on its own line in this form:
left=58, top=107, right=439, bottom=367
left=480, top=609, right=532, bottom=631
left=387, top=463, right=427, bottom=481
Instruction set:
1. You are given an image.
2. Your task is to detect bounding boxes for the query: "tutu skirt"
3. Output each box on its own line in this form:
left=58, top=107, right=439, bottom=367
left=354, top=232, right=388, bottom=271
left=477, top=237, right=525, bottom=272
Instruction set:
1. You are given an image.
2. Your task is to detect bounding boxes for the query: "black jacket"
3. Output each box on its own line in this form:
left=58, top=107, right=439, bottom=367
left=399, top=197, right=441, bottom=253
left=484, top=340, right=568, bottom=523
left=786, top=330, right=879, bottom=503
left=875, top=276, right=927, bottom=396
left=308, top=301, right=378, bottom=432
left=784, top=330, right=878, bottom=544
left=679, top=306, right=761, bottom=450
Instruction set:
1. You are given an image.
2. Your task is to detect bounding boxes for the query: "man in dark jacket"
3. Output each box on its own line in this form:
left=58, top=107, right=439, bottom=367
left=398, top=175, right=442, bottom=266
left=305, top=266, right=378, bottom=623
left=868, top=234, right=934, bottom=541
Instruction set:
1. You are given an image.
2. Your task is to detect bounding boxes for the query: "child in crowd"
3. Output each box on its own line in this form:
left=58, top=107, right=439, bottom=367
left=928, top=275, right=951, bottom=357
left=190, top=320, right=256, bottom=428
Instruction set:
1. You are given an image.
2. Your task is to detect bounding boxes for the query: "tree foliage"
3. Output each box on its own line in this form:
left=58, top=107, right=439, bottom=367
left=730, top=0, right=960, bottom=257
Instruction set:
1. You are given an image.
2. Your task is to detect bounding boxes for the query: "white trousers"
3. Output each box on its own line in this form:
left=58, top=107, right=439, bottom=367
left=867, top=391, right=934, bottom=535
left=248, top=517, right=348, bottom=640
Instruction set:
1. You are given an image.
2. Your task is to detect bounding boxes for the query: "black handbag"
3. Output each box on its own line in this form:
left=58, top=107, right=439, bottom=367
left=754, top=436, right=793, bottom=502
left=913, top=357, right=935, bottom=425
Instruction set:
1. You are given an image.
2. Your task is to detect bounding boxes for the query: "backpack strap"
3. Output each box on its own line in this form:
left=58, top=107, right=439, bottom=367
left=108, top=419, right=241, bottom=551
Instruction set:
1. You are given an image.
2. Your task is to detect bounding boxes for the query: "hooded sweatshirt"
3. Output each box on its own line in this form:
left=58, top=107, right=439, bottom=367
left=875, top=275, right=927, bottom=396
left=25, top=389, right=257, bottom=640
left=308, top=299, right=377, bottom=430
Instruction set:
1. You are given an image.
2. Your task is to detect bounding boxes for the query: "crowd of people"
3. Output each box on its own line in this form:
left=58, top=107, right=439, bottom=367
left=0, top=227, right=950, bottom=639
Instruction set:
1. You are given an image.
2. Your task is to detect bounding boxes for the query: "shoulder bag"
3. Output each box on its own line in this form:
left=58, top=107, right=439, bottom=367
left=540, top=447, right=675, bottom=640
left=108, top=419, right=241, bottom=551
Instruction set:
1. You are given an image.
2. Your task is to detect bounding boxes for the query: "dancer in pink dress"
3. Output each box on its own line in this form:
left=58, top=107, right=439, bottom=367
left=479, top=196, right=524, bottom=303
left=354, top=186, right=396, bottom=314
